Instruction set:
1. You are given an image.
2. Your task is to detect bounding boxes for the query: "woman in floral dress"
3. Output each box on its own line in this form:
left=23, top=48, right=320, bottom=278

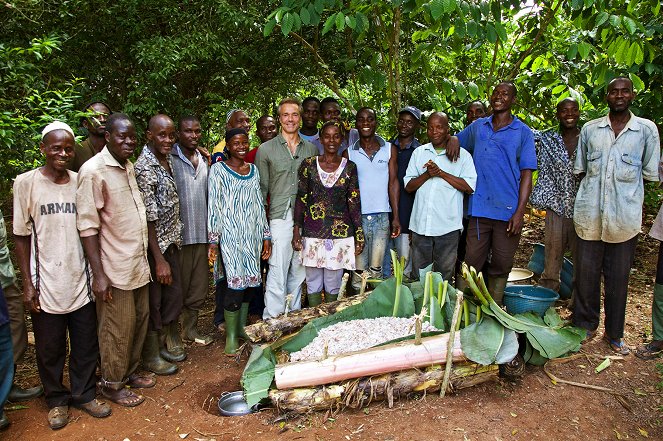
left=293, top=121, right=364, bottom=305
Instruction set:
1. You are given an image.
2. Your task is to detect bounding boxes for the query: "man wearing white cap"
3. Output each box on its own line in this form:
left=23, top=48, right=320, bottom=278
left=13, top=121, right=111, bottom=429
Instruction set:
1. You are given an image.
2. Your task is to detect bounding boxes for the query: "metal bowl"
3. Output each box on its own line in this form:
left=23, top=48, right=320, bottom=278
left=218, top=391, right=254, bottom=417
left=508, top=267, right=534, bottom=283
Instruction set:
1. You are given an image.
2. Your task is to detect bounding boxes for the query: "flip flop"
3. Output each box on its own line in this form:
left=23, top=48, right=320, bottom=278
left=635, top=342, right=663, bottom=360
left=127, top=373, right=156, bottom=389
left=101, top=387, right=145, bottom=407
left=603, top=336, right=630, bottom=355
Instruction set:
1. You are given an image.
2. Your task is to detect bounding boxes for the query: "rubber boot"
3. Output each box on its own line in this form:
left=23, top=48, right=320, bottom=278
left=180, top=307, right=213, bottom=346
left=324, top=293, right=338, bottom=303
left=238, top=303, right=250, bottom=341
left=223, top=309, right=240, bottom=355
left=142, top=331, right=178, bottom=375
left=161, top=322, right=186, bottom=362
left=487, top=276, right=508, bottom=305
left=307, top=292, right=323, bottom=307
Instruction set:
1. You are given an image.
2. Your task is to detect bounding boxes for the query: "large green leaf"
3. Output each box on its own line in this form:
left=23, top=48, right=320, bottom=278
left=241, top=345, right=276, bottom=407
left=460, top=316, right=506, bottom=365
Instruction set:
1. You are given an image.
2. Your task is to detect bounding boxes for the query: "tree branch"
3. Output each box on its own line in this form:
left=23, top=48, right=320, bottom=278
left=506, top=1, right=562, bottom=80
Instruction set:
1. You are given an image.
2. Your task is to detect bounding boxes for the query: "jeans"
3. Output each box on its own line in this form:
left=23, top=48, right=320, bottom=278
left=381, top=233, right=412, bottom=278
left=0, top=322, right=13, bottom=419
left=353, top=213, right=390, bottom=289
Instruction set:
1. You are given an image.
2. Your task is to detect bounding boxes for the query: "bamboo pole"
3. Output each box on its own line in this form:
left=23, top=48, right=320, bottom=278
left=441, top=291, right=463, bottom=398
left=245, top=290, right=370, bottom=343
left=275, top=333, right=465, bottom=389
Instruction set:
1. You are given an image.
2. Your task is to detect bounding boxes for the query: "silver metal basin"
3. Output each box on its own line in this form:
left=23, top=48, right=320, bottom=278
left=218, top=391, right=254, bottom=417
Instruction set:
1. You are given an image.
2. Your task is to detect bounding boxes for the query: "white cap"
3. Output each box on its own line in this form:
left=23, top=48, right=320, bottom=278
left=41, top=121, right=75, bottom=140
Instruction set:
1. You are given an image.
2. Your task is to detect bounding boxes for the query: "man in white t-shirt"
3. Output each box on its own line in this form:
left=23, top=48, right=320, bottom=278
left=13, top=122, right=111, bottom=430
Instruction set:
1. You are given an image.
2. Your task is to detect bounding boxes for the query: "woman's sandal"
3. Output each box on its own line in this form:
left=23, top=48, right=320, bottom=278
left=102, top=387, right=145, bottom=407
left=635, top=342, right=663, bottom=360
left=603, top=336, right=631, bottom=355
left=127, top=373, right=156, bottom=389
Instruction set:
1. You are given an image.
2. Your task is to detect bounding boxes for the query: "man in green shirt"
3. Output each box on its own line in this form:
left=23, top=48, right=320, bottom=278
left=255, top=98, right=318, bottom=319
left=69, top=102, right=112, bottom=172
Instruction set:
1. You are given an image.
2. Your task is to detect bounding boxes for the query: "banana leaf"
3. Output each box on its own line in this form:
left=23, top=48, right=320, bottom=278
left=242, top=276, right=415, bottom=406
left=460, top=316, right=518, bottom=365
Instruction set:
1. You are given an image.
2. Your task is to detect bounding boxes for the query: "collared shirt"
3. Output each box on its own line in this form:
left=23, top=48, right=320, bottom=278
left=404, top=143, right=477, bottom=237
left=135, top=146, right=183, bottom=253
left=390, top=136, right=421, bottom=232
left=299, top=130, right=323, bottom=154
left=70, top=137, right=98, bottom=172
left=77, top=147, right=150, bottom=290
left=255, top=133, right=318, bottom=220
left=529, top=129, right=579, bottom=218
left=171, top=144, right=208, bottom=245
left=574, top=112, right=660, bottom=243
left=0, top=211, right=16, bottom=289
left=347, top=135, right=392, bottom=214
left=457, top=115, right=537, bottom=221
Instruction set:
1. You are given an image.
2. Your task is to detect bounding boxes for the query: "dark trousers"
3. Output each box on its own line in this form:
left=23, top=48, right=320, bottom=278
left=572, top=236, right=638, bottom=338
left=412, top=230, right=460, bottom=281
left=32, top=302, right=98, bottom=408
left=215, top=280, right=264, bottom=326
left=464, top=217, right=521, bottom=278
left=148, top=245, right=183, bottom=331
left=454, top=217, right=470, bottom=277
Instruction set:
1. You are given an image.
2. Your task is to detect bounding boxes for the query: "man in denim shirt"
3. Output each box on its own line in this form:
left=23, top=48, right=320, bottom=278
left=572, top=77, right=660, bottom=354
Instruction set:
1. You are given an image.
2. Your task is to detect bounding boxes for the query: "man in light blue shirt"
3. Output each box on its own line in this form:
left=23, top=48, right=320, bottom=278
left=573, top=77, right=660, bottom=354
left=405, top=112, right=477, bottom=280
left=345, top=107, right=401, bottom=288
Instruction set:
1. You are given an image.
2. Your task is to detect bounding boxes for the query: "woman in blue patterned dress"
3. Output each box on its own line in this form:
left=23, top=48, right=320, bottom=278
left=208, top=128, right=271, bottom=354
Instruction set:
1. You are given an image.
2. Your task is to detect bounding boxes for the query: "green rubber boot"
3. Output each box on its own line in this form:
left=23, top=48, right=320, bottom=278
left=161, top=322, right=186, bottom=362
left=180, top=307, right=213, bottom=346
left=487, top=276, right=508, bottom=305
left=223, top=309, right=240, bottom=355
left=142, top=331, right=178, bottom=375
left=238, top=302, right=250, bottom=341
left=307, top=292, right=323, bottom=307
left=324, top=293, right=338, bottom=303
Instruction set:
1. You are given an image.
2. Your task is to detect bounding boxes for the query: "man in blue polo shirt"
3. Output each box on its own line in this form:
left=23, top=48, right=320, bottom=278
left=455, top=82, right=537, bottom=303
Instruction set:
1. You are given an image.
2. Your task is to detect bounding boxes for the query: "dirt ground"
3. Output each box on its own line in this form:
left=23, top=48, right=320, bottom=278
left=3, top=215, right=663, bottom=441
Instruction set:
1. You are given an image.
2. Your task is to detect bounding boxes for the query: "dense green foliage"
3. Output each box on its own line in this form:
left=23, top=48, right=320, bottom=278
left=1, top=0, right=661, bottom=188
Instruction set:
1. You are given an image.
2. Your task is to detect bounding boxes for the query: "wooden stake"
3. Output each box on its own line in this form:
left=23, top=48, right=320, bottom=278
left=441, top=291, right=464, bottom=397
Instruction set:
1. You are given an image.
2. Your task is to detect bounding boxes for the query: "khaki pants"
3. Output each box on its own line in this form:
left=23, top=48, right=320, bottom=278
left=179, top=243, right=209, bottom=311
left=4, top=284, right=27, bottom=365
left=539, top=211, right=576, bottom=292
left=97, top=285, right=149, bottom=389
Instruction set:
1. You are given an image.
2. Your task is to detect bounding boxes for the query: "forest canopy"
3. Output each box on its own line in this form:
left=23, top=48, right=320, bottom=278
left=1, top=0, right=661, bottom=185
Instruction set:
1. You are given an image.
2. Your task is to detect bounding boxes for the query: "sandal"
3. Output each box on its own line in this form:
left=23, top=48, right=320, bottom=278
left=635, top=342, right=663, bottom=360
left=127, top=373, right=156, bottom=389
left=101, top=387, right=145, bottom=407
left=603, top=336, right=630, bottom=355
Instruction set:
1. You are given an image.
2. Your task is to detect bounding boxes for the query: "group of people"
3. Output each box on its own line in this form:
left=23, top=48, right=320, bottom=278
left=0, top=76, right=661, bottom=432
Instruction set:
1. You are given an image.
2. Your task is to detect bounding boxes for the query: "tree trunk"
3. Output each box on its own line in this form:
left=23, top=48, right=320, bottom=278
left=269, top=362, right=498, bottom=414
left=275, top=333, right=464, bottom=389
left=245, top=291, right=371, bottom=343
